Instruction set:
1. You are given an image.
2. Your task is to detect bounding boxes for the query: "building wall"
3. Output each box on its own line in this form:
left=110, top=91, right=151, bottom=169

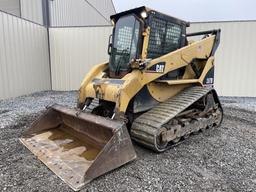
left=50, top=21, right=256, bottom=97
left=189, top=21, right=256, bottom=97
left=20, top=0, right=44, bottom=25
left=0, top=0, right=20, bottom=16
left=0, top=0, right=116, bottom=26
left=49, top=0, right=114, bottom=26
left=0, top=11, right=51, bottom=100
left=49, top=26, right=112, bottom=90
left=86, top=0, right=116, bottom=21
left=0, top=5, right=255, bottom=98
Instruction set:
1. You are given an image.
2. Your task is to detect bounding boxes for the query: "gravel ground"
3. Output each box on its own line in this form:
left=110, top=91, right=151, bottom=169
left=1, top=91, right=256, bottom=192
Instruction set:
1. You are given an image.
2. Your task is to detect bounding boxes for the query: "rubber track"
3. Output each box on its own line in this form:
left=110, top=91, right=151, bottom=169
left=130, top=86, right=213, bottom=151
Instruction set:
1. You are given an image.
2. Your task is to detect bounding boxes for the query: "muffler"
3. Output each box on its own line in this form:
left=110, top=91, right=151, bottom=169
left=20, top=104, right=136, bottom=191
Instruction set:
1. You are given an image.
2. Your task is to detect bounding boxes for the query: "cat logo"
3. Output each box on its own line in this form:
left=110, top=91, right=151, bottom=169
left=146, top=62, right=166, bottom=73
left=156, top=64, right=165, bottom=73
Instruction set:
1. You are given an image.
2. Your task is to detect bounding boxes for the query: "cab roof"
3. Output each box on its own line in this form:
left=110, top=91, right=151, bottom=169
left=110, top=6, right=190, bottom=27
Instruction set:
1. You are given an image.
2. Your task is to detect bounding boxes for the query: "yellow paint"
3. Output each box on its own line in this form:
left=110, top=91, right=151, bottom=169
left=78, top=35, right=217, bottom=113
left=141, top=27, right=150, bottom=59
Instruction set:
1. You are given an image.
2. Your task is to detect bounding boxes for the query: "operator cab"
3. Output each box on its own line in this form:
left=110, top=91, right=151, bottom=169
left=108, top=6, right=189, bottom=78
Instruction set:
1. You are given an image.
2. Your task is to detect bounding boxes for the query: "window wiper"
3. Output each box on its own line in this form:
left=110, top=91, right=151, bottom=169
left=115, top=48, right=129, bottom=76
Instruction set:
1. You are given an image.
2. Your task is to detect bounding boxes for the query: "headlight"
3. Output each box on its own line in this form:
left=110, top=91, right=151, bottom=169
left=111, top=19, right=115, bottom=25
left=140, top=11, right=148, bottom=19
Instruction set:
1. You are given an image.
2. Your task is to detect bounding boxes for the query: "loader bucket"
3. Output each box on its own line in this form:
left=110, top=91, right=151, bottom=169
left=20, top=104, right=136, bottom=191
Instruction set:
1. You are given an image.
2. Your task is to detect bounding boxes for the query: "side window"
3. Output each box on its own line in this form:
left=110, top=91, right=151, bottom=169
left=147, top=17, right=166, bottom=59
left=147, top=16, right=182, bottom=59
left=164, top=23, right=181, bottom=54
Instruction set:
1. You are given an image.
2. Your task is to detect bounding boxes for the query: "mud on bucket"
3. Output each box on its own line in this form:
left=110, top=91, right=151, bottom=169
left=20, top=104, right=137, bottom=191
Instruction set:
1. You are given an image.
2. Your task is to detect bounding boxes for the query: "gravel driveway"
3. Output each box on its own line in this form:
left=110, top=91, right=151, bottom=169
left=1, top=91, right=256, bottom=192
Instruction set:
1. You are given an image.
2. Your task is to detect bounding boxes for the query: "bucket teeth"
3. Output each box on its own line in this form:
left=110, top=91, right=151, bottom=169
left=20, top=104, right=136, bottom=191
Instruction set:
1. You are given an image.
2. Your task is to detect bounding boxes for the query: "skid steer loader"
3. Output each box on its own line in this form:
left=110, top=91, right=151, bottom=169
left=20, top=6, right=223, bottom=191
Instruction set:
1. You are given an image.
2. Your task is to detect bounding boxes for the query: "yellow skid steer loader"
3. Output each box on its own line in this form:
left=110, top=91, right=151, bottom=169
left=20, top=6, right=223, bottom=191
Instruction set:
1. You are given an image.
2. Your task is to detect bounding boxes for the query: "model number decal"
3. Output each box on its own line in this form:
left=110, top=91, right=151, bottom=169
left=206, top=78, right=214, bottom=84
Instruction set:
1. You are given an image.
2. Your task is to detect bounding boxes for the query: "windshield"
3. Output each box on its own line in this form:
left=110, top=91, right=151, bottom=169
left=110, top=15, right=141, bottom=75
